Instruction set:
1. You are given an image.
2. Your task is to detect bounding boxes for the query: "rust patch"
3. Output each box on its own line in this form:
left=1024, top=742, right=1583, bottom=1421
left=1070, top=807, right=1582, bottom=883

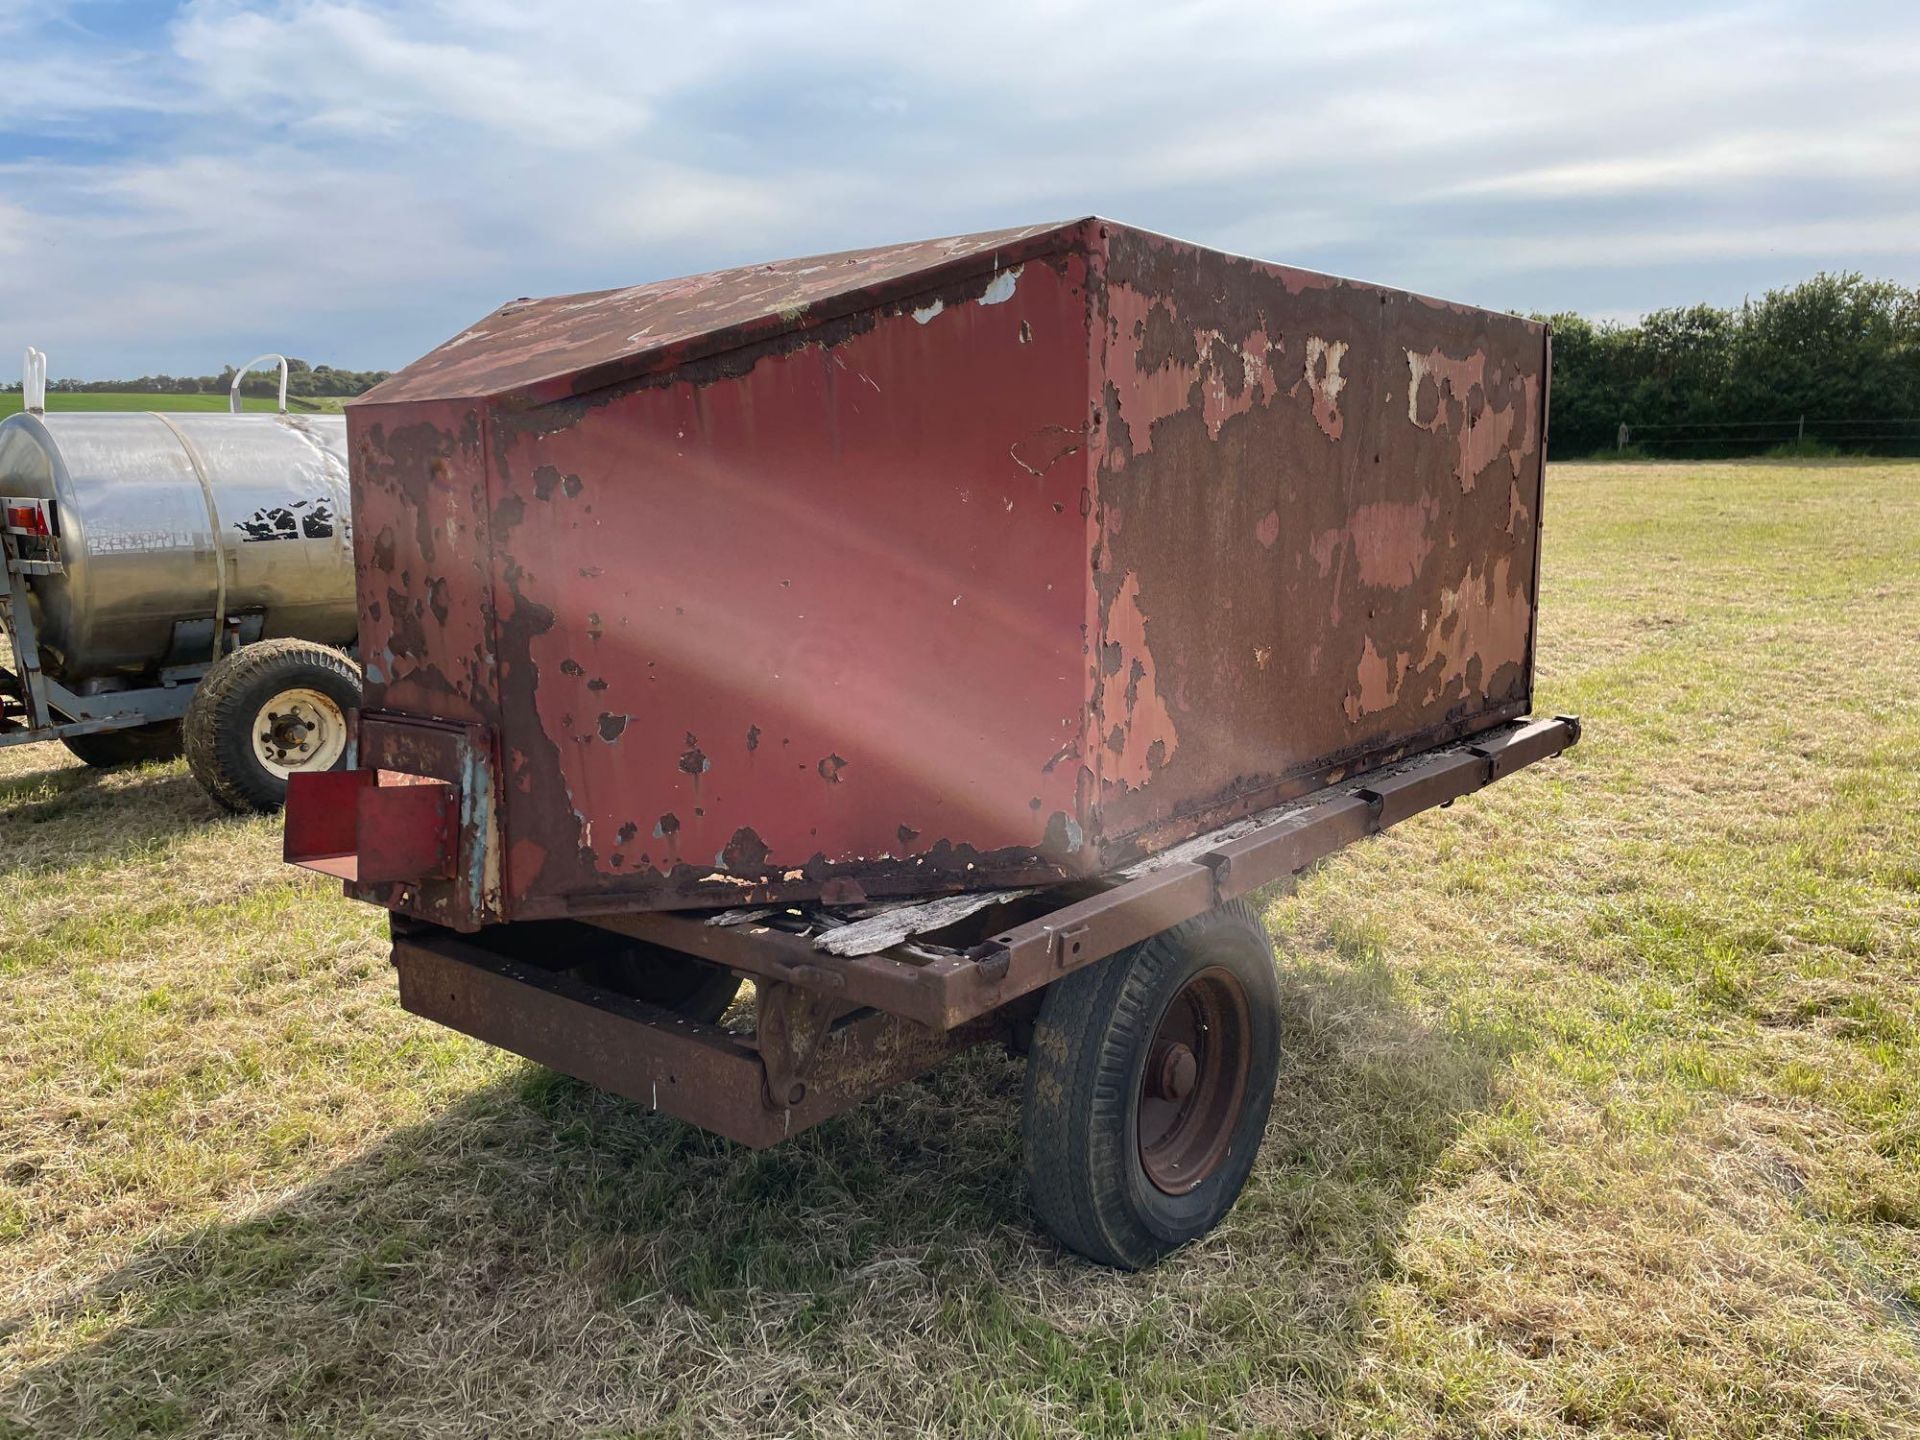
left=721, top=826, right=771, bottom=871
left=1417, top=556, right=1532, bottom=701
left=1094, top=571, right=1179, bottom=792
left=1405, top=347, right=1529, bottom=493
left=1105, top=281, right=1278, bottom=458
left=1303, top=336, right=1348, bottom=439
left=1010, top=423, right=1085, bottom=478
left=1343, top=637, right=1404, bottom=721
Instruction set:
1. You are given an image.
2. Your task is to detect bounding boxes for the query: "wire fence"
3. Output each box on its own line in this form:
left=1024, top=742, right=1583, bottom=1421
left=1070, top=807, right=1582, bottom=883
left=1616, top=417, right=1920, bottom=454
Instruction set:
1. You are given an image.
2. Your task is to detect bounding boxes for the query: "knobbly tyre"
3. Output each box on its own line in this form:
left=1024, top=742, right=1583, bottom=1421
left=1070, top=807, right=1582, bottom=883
left=285, top=218, right=1578, bottom=1268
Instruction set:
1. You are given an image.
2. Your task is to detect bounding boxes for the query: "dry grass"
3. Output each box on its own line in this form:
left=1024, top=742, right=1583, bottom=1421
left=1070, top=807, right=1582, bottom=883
left=3, top=458, right=1918, bottom=1438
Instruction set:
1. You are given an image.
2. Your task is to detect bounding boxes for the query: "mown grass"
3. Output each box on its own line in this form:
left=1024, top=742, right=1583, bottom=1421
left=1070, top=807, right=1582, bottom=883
left=2, top=458, right=1918, bottom=1437
left=0, top=393, right=344, bottom=417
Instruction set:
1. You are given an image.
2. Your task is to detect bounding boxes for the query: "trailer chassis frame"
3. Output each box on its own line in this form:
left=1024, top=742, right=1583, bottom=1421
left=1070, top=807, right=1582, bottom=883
left=387, top=715, right=1578, bottom=1149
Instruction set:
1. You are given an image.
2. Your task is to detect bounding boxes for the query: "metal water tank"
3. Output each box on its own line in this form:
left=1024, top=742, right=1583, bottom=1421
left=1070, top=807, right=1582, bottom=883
left=0, top=409, right=354, bottom=683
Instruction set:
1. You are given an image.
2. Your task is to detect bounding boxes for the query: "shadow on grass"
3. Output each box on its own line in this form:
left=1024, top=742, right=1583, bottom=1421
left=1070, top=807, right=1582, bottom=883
left=0, top=938, right=1513, bottom=1437
left=0, top=759, right=221, bottom=874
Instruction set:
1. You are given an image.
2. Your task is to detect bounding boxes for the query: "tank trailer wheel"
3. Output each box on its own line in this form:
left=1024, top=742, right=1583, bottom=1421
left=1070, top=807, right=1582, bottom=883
left=62, top=720, right=184, bottom=769
left=1021, top=899, right=1282, bottom=1269
left=185, top=639, right=361, bottom=814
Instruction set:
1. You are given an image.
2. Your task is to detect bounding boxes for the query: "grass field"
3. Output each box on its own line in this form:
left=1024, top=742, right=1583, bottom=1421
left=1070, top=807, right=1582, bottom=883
left=3, top=459, right=1918, bottom=1438
left=0, top=393, right=346, bottom=417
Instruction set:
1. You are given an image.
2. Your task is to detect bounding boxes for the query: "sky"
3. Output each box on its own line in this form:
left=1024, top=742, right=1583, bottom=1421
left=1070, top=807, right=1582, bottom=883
left=1, top=0, right=1916, bottom=379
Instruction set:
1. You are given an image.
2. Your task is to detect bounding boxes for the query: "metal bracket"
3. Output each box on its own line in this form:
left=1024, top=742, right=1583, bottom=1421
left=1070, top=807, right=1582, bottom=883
left=1048, top=923, right=1092, bottom=969
left=755, top=980, right=848, bottom=1110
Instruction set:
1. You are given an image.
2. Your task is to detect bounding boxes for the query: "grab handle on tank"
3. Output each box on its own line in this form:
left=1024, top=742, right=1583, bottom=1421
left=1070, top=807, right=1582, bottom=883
left=22, top=347, right=46, bottom=414
left=229, top=353, right=290, bottom=415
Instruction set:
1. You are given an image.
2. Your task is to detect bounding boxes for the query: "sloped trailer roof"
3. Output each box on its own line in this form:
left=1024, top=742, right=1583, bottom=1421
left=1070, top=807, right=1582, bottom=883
left=337, top=217, right=1550, bottom=931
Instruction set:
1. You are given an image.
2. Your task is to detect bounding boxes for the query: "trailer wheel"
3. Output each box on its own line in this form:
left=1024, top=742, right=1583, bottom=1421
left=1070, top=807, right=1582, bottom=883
left=1021, top=899, right=1281, bottom=1269
left=184, top=639, right=361, bottom=814
left=62, top=720, right=183, bottom=769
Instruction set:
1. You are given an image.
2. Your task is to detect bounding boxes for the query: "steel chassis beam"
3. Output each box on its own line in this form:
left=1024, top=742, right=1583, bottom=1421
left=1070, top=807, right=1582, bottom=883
left=392, top=715, right=1576, bottom=1148
left=606, top=715, right=1579, bottom=1032
left=391, top=930, right=1004, bottom=1148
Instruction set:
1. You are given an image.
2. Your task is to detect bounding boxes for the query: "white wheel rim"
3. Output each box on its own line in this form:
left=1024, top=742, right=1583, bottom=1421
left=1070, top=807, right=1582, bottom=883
left=251, top=687, right=347, bottom=779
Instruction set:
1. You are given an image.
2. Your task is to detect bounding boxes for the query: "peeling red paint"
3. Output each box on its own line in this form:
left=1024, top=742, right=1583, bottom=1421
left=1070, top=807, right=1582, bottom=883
left=1343, top=637, right=1404, bottom=721
left=340, top=216, right=1549, bottom=925
left=1303, top=336, right=1348, bottom=440
left=1104, top=281, right=1279, bottom=458
left=1417, top=556, right=1532, bottom=702
left=1093, top=570, right=1180, bottom=793
left=1323, top=499, right=1439, bottom=590
left=1405, top=346, right=1534, bottom=493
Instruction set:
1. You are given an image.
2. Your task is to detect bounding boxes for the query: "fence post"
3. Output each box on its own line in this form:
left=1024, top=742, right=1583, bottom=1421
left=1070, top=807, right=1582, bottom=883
left=1617, top=422, right=1630, bottom=452
left=1797, top=415, right=1805, bottom=444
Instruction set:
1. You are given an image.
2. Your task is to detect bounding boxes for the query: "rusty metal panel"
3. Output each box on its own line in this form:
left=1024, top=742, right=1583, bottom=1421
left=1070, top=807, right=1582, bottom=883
left=367, top=221, right=1082, bottom=408
left=1083, top=224, right=1548, bottom=861
left=350, top=397, right=502, bottom=730
left=342, top=218, right=1548, bottom=928
left=479, top=247, right=1094, bottom=915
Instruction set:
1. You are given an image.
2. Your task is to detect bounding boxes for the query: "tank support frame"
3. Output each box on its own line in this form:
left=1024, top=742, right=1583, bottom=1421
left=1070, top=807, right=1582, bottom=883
left=0, top=526, right=208, bottom=748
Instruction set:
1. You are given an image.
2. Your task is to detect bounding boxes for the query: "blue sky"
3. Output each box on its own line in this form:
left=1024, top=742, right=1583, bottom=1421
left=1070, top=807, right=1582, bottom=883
left=2, top=0, right=1916, bottom=378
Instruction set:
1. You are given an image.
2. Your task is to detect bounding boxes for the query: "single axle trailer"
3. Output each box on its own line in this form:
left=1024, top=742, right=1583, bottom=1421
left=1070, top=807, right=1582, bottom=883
left=286, top=218, right=1576, bottom=1266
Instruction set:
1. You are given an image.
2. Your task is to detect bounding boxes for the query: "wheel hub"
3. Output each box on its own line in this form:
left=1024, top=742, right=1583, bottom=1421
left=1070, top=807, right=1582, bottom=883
left=1150, top=1042, right=1199, bottom=1101
left=250, top=687, right=347, bottom=778
left=1137, top=966, right=1253, bottom=1196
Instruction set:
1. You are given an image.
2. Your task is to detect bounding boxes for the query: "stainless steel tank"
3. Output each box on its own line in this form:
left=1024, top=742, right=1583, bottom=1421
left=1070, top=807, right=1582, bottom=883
left=0, top=411, right=355, bottom=683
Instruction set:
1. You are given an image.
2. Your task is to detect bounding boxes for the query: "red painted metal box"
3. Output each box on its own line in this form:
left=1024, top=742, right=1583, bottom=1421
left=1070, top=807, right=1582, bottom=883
left=339, top=218, right=1549, bottom=930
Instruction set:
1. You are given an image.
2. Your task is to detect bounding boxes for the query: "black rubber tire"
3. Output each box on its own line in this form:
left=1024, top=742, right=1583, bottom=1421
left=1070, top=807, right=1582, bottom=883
left=61, top=720, right=183, bottom=768
left=184, top=639, right=361, bottom=814
left=1021, top=899, right=1282, bottom=1269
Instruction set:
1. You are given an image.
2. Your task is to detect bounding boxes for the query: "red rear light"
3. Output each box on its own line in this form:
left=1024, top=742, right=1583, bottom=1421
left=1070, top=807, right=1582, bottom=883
left=3, top=498, right=51, bottom=535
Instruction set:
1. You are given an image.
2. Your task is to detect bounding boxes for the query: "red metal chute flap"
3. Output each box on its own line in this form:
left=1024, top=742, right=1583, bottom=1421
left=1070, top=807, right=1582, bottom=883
left=285, top=767, right=457, bottom=885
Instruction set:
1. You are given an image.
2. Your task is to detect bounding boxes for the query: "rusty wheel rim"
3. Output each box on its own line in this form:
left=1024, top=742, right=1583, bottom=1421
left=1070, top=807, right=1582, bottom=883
left=1138, top=966, right=1253, bottom=1196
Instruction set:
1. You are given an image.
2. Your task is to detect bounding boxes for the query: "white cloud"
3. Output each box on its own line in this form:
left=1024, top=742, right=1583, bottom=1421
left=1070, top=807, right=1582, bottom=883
left=1441, top=129, right=1920, bottom=200
left=173, top=0, right=650, bottom=145
left=0, top=0, right=1915, bottom=374
left=1488, top=212, right=1920, bottom=271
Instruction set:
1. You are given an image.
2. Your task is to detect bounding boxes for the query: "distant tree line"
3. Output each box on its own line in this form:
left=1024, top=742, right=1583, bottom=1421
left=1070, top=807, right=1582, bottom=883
left=1541, top=273, right=1920, bottom=457
left=5, top=357, right=389, bottom=398
left=10, top=275, right=1918, bottom=456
